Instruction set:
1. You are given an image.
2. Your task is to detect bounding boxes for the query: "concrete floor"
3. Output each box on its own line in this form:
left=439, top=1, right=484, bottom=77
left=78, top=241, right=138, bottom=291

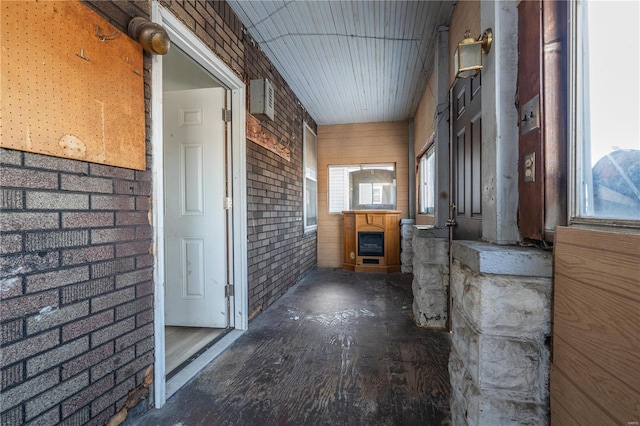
left=132, top=268, right=452, bottom=425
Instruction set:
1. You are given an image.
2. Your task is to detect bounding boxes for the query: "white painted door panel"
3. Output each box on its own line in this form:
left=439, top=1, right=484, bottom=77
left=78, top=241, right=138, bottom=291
left=164, top=87, right=227, bottom=327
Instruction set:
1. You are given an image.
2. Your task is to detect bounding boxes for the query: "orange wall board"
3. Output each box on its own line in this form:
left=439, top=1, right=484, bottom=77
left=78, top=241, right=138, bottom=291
left=1, top=0, right=146, bottom=170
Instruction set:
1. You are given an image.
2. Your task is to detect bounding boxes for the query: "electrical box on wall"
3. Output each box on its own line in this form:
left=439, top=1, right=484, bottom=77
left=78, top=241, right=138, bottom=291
left=250, top=79, right=275, bottom=121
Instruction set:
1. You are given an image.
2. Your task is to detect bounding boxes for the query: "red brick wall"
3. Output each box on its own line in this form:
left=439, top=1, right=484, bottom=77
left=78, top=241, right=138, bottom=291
left=0, top=0, right=316, bottom=424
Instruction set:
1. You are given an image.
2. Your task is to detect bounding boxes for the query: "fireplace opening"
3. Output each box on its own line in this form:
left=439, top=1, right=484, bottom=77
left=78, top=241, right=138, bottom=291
left=358, top=231, right=384, bottom=257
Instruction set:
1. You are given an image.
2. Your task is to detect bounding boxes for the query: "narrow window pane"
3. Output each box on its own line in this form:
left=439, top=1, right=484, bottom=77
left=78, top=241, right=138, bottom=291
left=359, top=183, right=373, bottom=205
left=328, top=164, right=396, bottom=213
left=577, top=1, right=640, bottom=221
left=419, top=147, right=435, bottom=215
left=303, top=123, right=318, bottom=231
left=306, top=178, right=317, bottom=226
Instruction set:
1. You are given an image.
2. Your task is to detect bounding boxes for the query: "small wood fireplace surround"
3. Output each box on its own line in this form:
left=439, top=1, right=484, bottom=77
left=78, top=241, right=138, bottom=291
left=342, top=210, right=401, bottom=273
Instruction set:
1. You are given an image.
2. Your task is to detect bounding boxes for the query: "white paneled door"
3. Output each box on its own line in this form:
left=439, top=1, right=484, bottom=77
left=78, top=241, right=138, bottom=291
left=163, top=88, right=228, bottom=328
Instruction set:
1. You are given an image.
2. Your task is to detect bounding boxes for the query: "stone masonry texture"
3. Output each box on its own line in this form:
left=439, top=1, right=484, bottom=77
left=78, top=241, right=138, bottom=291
left=400, top=220, right=414, bottom=273
left=411, top=228, right=449, bottom=328
left=448, top=256, right=552, bottom=426
left=1, top=0, right=317, bottom=424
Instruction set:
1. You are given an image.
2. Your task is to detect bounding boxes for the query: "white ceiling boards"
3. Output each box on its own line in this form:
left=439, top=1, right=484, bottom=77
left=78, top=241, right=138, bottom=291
left=227, top=0, right=454, bottom=125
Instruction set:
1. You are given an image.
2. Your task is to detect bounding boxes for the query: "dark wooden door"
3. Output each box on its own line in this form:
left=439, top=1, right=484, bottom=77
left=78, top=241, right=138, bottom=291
left=451, top=75, right=482, bottom=240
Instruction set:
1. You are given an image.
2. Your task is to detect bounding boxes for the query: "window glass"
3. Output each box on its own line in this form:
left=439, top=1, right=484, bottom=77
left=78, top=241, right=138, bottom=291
left=303, top=123, right=318, bottom=231
left=328, top=163, right=396, bottom=213
left=419, top=146, right=435, bottom=215
left=574, top=0, right=640, bottom=221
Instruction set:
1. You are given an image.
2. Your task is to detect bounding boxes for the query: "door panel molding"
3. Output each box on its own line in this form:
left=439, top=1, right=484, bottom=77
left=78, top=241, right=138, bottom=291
left=181, top=142, right=204, bottom=216
left=182, top=238, right=205, bottom=299
left=451, top=76, right=482, bottom=240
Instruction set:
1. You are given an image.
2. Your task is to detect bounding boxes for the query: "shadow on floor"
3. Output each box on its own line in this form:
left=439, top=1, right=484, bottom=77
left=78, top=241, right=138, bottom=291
left=132, top=267, right=451, bottom=425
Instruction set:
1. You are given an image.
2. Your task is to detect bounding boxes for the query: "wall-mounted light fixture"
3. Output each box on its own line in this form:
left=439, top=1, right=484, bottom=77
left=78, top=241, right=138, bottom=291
left=454, top=28, right=493, bottom=79
left=128, top=17, right=170, bottom=55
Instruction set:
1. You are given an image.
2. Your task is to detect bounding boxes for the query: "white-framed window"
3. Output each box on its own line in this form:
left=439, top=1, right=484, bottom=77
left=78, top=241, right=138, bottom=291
left=418, top=145, right=435, bottom=215
left=328, top=163, right=396, bottom=213
left=303, top=122, right=318, bottom=232
left=570, top=0, right=640, bottom=223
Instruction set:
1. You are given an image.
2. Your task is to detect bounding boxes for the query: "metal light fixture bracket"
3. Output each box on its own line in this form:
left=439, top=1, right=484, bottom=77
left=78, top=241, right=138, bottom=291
left=128, top=17, right=170, bottom=55
left=480, top=28, right=493, bottom=55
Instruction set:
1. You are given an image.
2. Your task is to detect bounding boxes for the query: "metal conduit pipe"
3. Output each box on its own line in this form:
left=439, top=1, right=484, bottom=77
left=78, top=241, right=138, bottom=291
left=447, top=84, right=454, bottom=332
left=408, top=119, right=416, bottom=219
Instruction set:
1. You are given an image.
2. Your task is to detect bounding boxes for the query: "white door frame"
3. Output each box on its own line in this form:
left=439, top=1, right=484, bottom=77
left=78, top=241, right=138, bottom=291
left=151, top=2, right=248, bottom=408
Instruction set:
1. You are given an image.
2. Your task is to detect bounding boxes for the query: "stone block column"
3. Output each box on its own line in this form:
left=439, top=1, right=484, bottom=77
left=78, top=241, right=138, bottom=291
left=400, top=219, right=415, bottom=273
left=411, top=226, right=449, bottom=328
left=448, top=241, right=552, bottom=425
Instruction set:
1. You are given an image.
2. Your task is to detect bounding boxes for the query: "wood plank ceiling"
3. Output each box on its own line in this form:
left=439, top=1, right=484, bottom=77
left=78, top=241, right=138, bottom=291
left=226, top=0, right=455, bottom=125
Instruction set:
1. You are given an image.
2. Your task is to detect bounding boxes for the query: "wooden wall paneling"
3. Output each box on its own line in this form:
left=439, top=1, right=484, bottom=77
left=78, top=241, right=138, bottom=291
left=551, top=227, right=640, bottom=424
left=550, top=393, right=582, bottom=426
left=553, top=336, right=639, bottom=422
left=414, top=73, right=436, bottom=154
left=320, top=145, right=403, bottom=159
left=317, top=121, right=409, bottom=267
left=550, top=366, right=617, bottom=425
left=554, top=228, right=639, bottom=299
left=553, top=278, right=638, bottom=395
left=554, top=226, right=640, bottom=255
left=1, top=0, right=145, bottom=170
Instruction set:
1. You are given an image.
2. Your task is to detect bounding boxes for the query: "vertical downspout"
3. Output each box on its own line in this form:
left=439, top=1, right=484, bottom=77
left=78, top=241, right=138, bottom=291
left=408, top=119, right=416, bottom=219
left=447, top=85, right=455, bottom=332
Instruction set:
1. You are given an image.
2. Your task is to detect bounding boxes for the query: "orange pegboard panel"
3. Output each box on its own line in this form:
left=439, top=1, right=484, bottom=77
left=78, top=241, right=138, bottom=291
left=1, top=0, right=146, bottom=170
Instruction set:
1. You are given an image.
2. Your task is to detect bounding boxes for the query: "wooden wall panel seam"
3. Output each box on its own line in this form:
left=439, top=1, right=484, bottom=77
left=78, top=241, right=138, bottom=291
left=552, top=335, right=639, bottom=422
left=550, top=366, right=618, bottom=425
left=552, top=226, right=640, bottom=425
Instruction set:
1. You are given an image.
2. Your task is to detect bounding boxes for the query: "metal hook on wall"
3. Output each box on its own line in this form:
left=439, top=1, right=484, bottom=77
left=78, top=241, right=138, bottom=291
left=94, top=25, right=120, bottom=42
left=76, top=48, right=90, bottom=61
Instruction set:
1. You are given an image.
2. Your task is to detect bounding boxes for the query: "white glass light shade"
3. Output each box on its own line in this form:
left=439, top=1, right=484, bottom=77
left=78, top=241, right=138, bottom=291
left=455, top=40, right=483, bottom=79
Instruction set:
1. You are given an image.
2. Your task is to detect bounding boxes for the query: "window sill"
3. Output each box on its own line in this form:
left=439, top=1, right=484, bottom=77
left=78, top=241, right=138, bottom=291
left=568, top=217, right=640, bottom=233
left=303, top=230, right=317, bottom=239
